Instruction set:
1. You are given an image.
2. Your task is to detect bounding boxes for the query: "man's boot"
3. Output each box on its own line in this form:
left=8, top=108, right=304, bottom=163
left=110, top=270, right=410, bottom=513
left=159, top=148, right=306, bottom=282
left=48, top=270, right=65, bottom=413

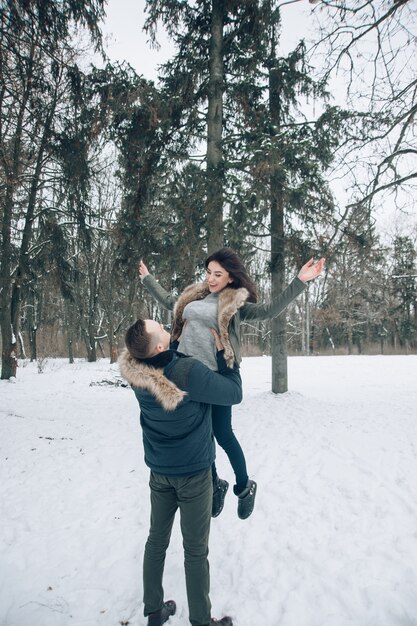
left=147, top=600, right=176, bottom=626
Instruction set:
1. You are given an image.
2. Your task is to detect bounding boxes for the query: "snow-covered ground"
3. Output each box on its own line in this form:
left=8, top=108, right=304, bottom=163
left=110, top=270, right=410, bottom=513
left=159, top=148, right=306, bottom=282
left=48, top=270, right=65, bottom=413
left=1, top=354, right=417, bottom=626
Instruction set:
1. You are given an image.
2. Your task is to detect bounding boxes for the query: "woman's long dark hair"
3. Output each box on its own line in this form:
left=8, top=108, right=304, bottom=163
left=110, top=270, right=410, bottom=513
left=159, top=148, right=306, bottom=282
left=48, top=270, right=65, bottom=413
left=205, top=248, right=258, bottom=303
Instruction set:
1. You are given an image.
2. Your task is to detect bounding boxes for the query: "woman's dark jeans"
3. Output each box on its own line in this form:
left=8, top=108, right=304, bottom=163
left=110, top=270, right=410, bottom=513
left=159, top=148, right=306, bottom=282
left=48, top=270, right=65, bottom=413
left=211, top=403, right=248, bottom=494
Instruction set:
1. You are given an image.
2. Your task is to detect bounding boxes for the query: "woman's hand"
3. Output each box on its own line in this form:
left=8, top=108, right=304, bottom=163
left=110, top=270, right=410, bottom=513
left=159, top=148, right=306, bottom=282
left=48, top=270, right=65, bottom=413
left=139, top=259, right=150, bottom=279
left=210, top=328, right=224, bottom=351
left=297, top=257, right=325, bottom=283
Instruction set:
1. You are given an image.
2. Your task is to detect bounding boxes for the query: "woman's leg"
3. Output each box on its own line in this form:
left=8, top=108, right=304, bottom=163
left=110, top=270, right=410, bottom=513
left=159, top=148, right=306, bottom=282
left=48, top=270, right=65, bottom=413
left=211, top=404, right=248, bottom=493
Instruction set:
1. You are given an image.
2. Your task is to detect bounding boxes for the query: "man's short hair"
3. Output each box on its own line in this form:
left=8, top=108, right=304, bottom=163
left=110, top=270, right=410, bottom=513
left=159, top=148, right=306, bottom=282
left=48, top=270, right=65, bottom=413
left=125, top=319, right=156, bottom=359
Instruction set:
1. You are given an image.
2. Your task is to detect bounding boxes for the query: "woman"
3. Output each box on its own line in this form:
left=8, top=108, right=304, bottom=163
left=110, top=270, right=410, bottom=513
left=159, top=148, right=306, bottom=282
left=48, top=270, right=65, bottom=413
left=139, top=248, right=325, bottom=520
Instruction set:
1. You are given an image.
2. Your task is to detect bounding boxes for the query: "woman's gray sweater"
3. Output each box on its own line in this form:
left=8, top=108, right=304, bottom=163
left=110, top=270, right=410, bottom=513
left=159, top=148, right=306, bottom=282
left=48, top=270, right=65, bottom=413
left=178, top=293, right=220, bottom=371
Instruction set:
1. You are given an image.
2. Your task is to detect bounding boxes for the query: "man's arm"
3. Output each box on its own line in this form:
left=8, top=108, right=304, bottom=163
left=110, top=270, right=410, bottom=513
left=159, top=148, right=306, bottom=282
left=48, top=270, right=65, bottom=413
left=185, top=356, right=242, bottom=406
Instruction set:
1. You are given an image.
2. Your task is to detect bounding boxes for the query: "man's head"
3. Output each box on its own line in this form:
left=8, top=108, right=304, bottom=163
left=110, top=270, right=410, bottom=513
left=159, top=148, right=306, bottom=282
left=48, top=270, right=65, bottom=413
left=125, top=319, right=171, bottom=359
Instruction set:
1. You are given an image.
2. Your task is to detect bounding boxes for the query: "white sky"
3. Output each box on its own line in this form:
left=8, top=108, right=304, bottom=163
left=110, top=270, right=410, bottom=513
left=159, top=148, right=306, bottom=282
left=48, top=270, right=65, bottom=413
left=98, top=0, right=417, bottom=240
left=100, top=0, right=314, bottom=82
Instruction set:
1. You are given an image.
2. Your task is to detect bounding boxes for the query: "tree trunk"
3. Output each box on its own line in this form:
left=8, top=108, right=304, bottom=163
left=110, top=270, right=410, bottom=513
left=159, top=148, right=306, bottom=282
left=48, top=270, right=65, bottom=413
left=86, top=324, right=97, bottom=362
left=27, top=292, right=38, bottom=361
left=84, top=254, right=100, bottom=363
left=11, top=280, right=22, bottom=354
left=305, top=286, right=310, bottom=356
left=206, top=0, right=224, bottom=253
left=68, top=326, right=74, bottom=364
left=65, top=301, right=75, bottom=363
left=108, top=311, right=117, bottom=364
left=18, top=332, right=26, bottom=359
left=105, top=268, right=118, bottom=364
left=346, top=317, right=353, bottom=354
left=269, top=65, right=288, bottom=394
left=0, top=91, right=29, bottom=379
left=29, top=324, right=38, bottom=361
left=97, top=340, right=106, bottom=358
left=270, top=195, right=287, bottom=393
left=0, top=188, right=17, bottom=378
left=110, top=341, right=118, bottom=364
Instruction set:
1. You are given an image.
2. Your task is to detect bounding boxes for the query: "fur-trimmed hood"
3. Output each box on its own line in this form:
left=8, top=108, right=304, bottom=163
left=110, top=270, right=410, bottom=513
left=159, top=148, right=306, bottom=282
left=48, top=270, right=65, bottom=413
left=118, top=348, right=186, bottom=411
left=171, top=283, right=249, bottom=367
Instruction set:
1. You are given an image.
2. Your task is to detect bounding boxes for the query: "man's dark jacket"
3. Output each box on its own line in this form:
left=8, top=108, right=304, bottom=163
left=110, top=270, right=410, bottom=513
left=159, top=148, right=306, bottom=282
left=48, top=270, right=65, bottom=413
left=119, top=348, right=242, bottom=476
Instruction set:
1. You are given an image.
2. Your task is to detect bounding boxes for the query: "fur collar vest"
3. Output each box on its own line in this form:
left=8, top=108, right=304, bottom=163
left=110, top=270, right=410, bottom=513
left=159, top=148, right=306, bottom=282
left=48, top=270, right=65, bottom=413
left=118, top=348, right=186, bottom=411
left=171, top=282, right=249, bottom=367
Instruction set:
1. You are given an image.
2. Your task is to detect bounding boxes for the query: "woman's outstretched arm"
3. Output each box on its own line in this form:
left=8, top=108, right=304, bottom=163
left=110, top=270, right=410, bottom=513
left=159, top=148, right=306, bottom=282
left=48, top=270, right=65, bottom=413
left=241, top=257, right=325, bottom=321
left=138, top=260, right=177, bottom=311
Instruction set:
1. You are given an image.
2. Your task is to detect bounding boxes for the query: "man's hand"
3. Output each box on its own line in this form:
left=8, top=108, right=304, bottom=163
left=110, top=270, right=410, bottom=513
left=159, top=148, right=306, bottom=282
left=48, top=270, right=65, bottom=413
left=210, top=328, right=224, bottom=351
left=139, top=259, right=150, bottom=279
left=297, top=257, right=325, bottom=283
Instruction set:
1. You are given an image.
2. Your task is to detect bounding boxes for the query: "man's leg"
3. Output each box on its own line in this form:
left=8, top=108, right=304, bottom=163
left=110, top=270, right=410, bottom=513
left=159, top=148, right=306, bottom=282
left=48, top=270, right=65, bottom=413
left=177, top=469, right=212, bottom=626
left=143, top=472, right=178, bottom=617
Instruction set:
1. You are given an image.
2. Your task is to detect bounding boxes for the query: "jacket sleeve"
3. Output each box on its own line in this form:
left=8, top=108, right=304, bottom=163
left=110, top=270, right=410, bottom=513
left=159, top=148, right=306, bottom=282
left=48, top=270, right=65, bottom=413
left=141, top=274, right=177, bottom=311
left=186, top=358, right=242, bottom=406
left=215, top=349, right=229, bottom=374
left=240, top=277, right=306, bottom=321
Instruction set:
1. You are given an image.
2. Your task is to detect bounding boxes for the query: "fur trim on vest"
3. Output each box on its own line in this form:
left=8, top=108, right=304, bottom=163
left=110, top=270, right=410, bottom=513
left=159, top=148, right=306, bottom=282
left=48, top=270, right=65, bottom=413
left=118, top=348, right=186, bottom=411
left=171, top=283, right=249, bottom=367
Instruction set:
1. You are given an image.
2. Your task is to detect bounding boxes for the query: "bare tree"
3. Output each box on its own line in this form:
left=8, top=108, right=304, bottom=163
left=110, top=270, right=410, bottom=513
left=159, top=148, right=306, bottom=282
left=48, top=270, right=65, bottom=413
left=312, top=0, right=416, bottom=210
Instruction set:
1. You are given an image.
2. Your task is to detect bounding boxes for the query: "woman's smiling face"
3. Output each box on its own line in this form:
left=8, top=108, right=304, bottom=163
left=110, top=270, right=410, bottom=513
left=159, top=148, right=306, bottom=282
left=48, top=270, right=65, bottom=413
left=206, top=261, right=233, bottom=293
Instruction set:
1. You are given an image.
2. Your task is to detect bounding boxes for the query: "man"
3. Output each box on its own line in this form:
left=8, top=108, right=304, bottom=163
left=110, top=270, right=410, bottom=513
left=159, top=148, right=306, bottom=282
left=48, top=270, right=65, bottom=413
left=119, top=319, right=242, bottom=626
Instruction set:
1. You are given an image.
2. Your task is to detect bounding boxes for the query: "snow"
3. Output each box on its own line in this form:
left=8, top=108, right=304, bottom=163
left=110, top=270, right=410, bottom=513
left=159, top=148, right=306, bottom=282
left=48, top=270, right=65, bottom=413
left=1, top=354, right=417, bottom=626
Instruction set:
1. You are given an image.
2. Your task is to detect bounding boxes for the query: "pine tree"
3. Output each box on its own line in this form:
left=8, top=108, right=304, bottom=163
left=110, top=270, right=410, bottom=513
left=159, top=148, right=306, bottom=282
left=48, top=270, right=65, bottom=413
left=0, top=0, right=106, bottom=378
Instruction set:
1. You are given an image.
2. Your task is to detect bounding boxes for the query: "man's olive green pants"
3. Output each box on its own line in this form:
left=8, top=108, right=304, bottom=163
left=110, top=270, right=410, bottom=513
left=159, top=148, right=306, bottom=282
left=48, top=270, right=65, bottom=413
left=143, top=468, right=213, bottom=626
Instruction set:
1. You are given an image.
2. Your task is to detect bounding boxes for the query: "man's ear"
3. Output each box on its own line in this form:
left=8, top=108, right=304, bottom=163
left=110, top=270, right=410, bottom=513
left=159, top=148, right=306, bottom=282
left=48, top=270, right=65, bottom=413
left=154, top=343, right=165, bottom=353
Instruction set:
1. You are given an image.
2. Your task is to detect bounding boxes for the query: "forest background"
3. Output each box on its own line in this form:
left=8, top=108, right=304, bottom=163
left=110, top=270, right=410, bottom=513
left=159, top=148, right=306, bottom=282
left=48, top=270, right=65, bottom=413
left=1, top=0, right=416, bottom=390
